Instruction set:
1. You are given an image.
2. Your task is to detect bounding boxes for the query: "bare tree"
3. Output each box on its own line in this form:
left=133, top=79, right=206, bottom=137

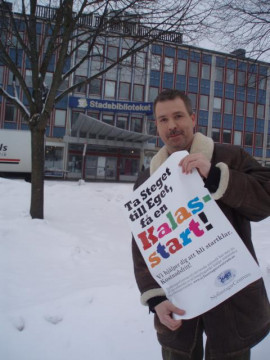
left=0, top=0, right=212, bottom=219
left=206, top=0, right=270, bottom=60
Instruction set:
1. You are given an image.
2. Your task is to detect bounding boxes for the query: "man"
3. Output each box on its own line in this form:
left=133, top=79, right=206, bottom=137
left=132, top=89, right=270, bottom=360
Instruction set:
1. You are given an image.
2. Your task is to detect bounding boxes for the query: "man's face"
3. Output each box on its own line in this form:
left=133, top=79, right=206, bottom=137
left=155, top=97, right=196, bottom=154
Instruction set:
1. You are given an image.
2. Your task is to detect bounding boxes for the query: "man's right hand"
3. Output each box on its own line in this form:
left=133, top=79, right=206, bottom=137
left=155, top=300, right=185, bottom=331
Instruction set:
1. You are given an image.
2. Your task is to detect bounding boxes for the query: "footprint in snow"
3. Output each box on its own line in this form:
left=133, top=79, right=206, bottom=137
left=44, top=315, right=63, bottom=325
left=11, top=316, right=25, bottom=332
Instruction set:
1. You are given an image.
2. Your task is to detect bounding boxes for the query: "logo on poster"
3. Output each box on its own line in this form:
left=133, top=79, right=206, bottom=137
left=215, top=269, right=236, bottom=287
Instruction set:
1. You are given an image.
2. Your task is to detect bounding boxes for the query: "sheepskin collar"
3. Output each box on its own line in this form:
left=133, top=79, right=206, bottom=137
left=150, top=132, right=214, bottom=175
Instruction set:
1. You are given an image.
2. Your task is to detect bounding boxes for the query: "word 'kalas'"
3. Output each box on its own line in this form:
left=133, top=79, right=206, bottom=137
left=137, top=196, right=213, bottom=268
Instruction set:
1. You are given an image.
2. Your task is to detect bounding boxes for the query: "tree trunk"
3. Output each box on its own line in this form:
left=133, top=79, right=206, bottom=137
left=30, top=127, right=45, bottom=219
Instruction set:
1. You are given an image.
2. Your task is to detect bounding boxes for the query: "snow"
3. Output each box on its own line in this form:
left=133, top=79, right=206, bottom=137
left=0, top=177, right=269, bottom=360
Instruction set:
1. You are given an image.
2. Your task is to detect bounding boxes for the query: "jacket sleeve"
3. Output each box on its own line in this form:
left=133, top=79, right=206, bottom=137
left=211, top=146, right=270, bottom=222
left=132, top=169, right=166, bottom=306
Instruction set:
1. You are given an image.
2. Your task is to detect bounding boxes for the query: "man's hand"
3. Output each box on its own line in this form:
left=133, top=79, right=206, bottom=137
left=155, top=300, right=185, bottom=331
left=179, top=153, right=211, bottom=179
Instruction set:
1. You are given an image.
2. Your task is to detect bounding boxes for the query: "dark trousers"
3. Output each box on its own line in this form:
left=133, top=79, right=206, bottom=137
left=162, top=344, right=250, bottom=360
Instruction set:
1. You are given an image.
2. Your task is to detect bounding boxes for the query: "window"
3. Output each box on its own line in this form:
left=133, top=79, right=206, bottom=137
left=212, top=129, right=220, bottom=142
left=255, top=134, right=263, bottom=147
left=133, top=84, right=144, bottom=101
left=224, top=99, right=233, bottom=114
left=121, top=48, right=132, bottom=65
left=151, top=55, right=161, bottom=70
left=226, top=69, right=234, bottom=84
left=234, top=131, right=242, bottom=145
left=200, top=95, right=208, bottom=110
left=89, top=78, right=102, bottom=95
left=201, top=64, right=210, bottom=80
left=236, top=101, right=244, bottom=116
left=136, top=52, right=145, bottom=68
left=5, top=104, right=16, bottom=121
left=105, top=80, right=116, bottom=98
left=54, top=109, right=66, bottom=127
left=164, top=57, right=174, bottom=73
left=131, top=117, right=142, bottom=132
left=223, top=130, right=231, bottom=144
left=189, top=62, right=198, bottom=77
left=188, top=93, right=197, bottom=110
left=258, top=76, right=266, bottom=90
left=215, top=67, right=223, bottom=82
left=108, top=46, right=118, bottom=61
left=246, top=103, right=254, bottom=118
left=213, top=97, right=222, bottom=111
left=119, top=82, right=130, bottom=100
left=116, top=116, right=128, bottom=129
left=257, top=104, right=264, bottom=118
left=103, top=114, right=114, bottom=125
left=149, top=87, right=159, bottom=102
left=244, top=133, right=253, bottom=146
left=237, top=71, right=246, bottom=86
left=197, top=126, right=207, bottom=135
left=177, top=60, right=186, bottom=75
left=119, top=67, right=132, bottom=82
left=91, top=56, right=103, bottom=75
left=247, top=74, right=256, bottom=88
left=74, top=76, right=86, bottom=93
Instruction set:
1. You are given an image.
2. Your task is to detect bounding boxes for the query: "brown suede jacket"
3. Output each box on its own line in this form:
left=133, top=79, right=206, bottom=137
left=132, top=133, right=270, bottom=357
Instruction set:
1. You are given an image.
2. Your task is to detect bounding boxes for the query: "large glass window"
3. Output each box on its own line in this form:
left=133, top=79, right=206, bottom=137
left=55, top=109, right=66, bottom=127
left=133, top=84, right=144, bottom=101
left=136, top=52, right=146, bottom=68
left=5, top=104, right=16, bottom=121
left=257, top=104, right=264, bottom=118
left=246, top=103, right=254, bottom=118
left=258, top=76, right=266, bottom=90
left=131, top=117, right=142, bottom=132
left=223, top=130, right=231, bottom=144
left=164, top=57, right=174, bottom=73
left=255, top=133, right=263, bottom=147
left=236, top=101, right=244, bottom=116
left=213, top=97, right=222, bottom=111
left=116, top=116, right=128, bottom=129
left=188, top=93, right=197, bottom=110
left=244, top=133, right=253, bottom=146
left=200, top=95, right=208, bottom=110
left=201, top=64, right=210, bottom=80
left=212, top=128, right=220, bottom=142
left=102, top=114, right=114, bottom=125
left=45, top=146, right=64, bottom=170
left=224, top=99, right=233, bottom=114
left=215, top=67, right=223, bottom=82
left=189, top=62, right=198, bottom=77
left=0, top=66, right=4, bottom=84
left=237, top=71, right=246, bottom=86
left=108, top=46, right=118, bottom=61
left=177, top=59, right=186, bottom=75
left=151, top=54, right=161, bottom=70
left=234, top=131, right=242, bottom=145
left=149, top=87, right=159, bottom=102
left=247, top=74, right=256, bottom=88
left=105, top=80, right=116, bottom=98
left=119, top=82, right=130, bottom=100
left=74, top=75, right=86, bottom=93
left=89, top=78, right=102, bottom=95
left=226, top=69, right=234, bottom=84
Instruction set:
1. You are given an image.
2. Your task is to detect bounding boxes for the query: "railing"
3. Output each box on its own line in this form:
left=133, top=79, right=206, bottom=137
left=35, top=5, right=182, bottom=44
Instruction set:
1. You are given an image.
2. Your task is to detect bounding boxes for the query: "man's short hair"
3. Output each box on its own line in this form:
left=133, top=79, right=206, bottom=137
left=153, top=89, right=193, bottom=116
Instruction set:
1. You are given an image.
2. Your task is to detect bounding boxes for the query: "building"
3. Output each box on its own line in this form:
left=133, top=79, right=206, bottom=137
left=1, top=4, right=270, bottom=181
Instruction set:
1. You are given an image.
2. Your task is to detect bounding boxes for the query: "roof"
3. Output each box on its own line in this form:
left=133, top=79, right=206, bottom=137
left=68, top=113, right=156, bottom=148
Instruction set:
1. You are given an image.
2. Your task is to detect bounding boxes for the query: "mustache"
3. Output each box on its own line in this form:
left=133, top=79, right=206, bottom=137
left=168, top=129, right=184, bottom=137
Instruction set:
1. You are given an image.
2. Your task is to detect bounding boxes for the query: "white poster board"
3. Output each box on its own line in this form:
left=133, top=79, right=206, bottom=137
left=123, top=151, right=262, bottom=319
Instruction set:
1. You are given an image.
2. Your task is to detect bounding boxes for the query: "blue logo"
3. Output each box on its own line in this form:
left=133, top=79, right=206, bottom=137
left=215, top=269, right=236, bottom=287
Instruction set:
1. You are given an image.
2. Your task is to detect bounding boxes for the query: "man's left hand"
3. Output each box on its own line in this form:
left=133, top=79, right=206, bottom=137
left=179, top=153, right=211, bottom=179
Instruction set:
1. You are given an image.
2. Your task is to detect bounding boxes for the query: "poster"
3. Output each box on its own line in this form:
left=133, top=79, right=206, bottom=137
left=123, top=151, right=262, bottom=319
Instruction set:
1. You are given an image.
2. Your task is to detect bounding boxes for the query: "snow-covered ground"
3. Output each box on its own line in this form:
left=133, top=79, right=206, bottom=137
left=0, top=177, right=269, bottom=360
